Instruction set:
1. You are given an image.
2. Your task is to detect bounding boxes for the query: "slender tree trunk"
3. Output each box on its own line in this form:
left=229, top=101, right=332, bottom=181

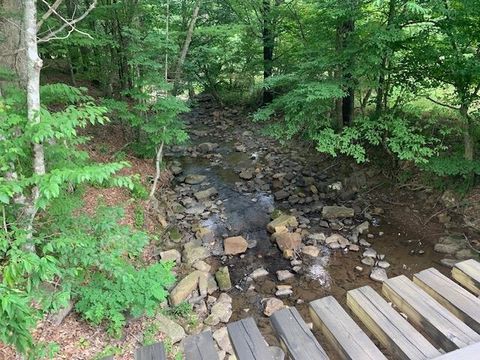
left=460, top=104, right=474, bottom=161
left=262, top=0, right=274, bottom=104
left=24, top=0, right=45, bottom=251
left=341, top=18, right=355, bottom=126
left=375, top=0, right=396, bottom=116
left=173, top=0, right=201, bottom=95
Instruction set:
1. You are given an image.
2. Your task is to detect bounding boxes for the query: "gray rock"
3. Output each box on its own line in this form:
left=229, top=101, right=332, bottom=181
left=359, top=238, right=371, bottom=247
left=239, top=169, right=254, bottom=180
left=276, top=270, right=294, bottom=281
left=194, top=187, right=218, bottom=201
left=361, top=257, right=375, bottom=266
left=363, top=248, right=377, bottom=258
left=302, top=245, right=320, bottom=257
left=274, top=190, right=289, bottom=200
left=156, top=313, right=186, bottom=343
left=198, top=142, right=218, bottom=153
left=213, top=327, right=233, bottom=354
left=251, top=268, right=269, bottom=279
left=370, top=267, right=388, bottom=283
left=322, top=206, right=355, bottom=219
left=193, top=260, right=211, bottom=272
left=377, top=260, right=390, bottom=269
left=183, top=242, right=209, bottom=264
left=170, top=271, right=201, bottom=306
left=184, top=174, right=207, bottom=185
left=160, top=249, right=181, bottom=263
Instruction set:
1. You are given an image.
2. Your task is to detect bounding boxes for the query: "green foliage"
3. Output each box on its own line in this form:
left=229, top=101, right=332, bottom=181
left=134, top=204, right=145, bottom=228
left=164, top=301, right=194, bottom=319
left=75, top=262, right=175, bottom=336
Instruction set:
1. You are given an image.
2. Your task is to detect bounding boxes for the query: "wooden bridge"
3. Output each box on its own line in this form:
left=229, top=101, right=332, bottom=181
left=120, top=258, right=480, bottom=360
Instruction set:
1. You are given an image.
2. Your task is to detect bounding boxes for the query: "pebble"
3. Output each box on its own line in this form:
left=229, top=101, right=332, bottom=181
left=251, top=268, right=269, bottom=279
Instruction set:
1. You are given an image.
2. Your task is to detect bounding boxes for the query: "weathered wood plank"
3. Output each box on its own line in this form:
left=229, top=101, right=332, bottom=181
left=431, top=342, right=480, bottom=359
left=382, top=275, right=480, bottom=352
left=452, top=259, right=480, bottom=296
left=414, top=267, right=480, bottom=333
left=184, top=330, right=219, bottom=360
left=310, top=295, right=387, bottom=360
left=135, top=342, right=166, bottom=360
left=347, top=286, right=441, bottom=360
left=227, top=317, right=274, bottom=360
left=270, top=307, right=329, bottom=360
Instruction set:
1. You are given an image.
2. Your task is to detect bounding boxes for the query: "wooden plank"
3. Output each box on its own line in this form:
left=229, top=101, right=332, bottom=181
left=310, top=295, right=387, bottom=360
left=382, top=275, right=480, bottom=352
left=135, top=342, right=166, bottom=360
left=347, top=286, right=441, bottom=360
left=184, top=330, right=219, bottom=360
left=414, top=267, right=480, bottom=333
left=227, top=317, right=274, bottom=360
left=452, top=259, right=480, bottom=296
left=270, top=307, right=329, bottom=360
left=431, top=342, right=480, bottom=359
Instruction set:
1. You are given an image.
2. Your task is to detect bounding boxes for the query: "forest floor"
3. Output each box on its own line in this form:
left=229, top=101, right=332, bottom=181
left=1, top=94, right=479, bottom=360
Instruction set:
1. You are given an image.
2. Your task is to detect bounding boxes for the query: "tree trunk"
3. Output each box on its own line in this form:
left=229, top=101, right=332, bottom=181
left=375, top=0, right=396, bottom=116
left=339, top=18, right=355, bottom=126
left=173, top=0, right=201, bottom=95
left=24, top=0, right=46, bottom=251
left=460, top=104, right=474, bottom=161
left=262, top=0, right=274, bottom=104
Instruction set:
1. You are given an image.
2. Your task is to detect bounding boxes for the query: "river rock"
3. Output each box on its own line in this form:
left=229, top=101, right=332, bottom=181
left=184, top=174, right=207, bottom=185
left=183, top=242, right=209, bottom=264
left=363, top=248, right=377, bottom=258
left=224, top=236, right=248, bottom=255
left=322, top=206, right=355, bottom=219
left=302, top=245, right=320, bottom=257
left=215, top=266, right=232, bottom=291
left=160, top=249, right=181, bottom=263
left=434, top=243, right=463, bottom=255
left=326, top=234, right=349, bottom=248
left=251, top=268, right=269, bottom=279
left=361, top=257, right=375, bottom=266
left=377, top=260, right=390, bottom=269
left=274, top=190, right=289, bottom=200
left=198, top=142, right=218, bottom=153
left=272, top=232, right=302, bottom=251
left=267, top=214, right=298, bottom=233
left=194, top=187, right=218, bottom=201
left=276, top=270, right=294, bottom=281
left=354, top=221, right=370, bottom=235
left=170, top=271, right=201, bottom=306
left=275, top=285, right=293, bottom=297
left=349, top=244, right=360, bottom=252
left=370, top=267, right=388, bottom=283
left=156, top=313, right=186, bottom=343
left=263, top=298, right=285, bottom=317
left=309, top=233, right=326, bottom=244
left=239, top=169, right=254, bottom=180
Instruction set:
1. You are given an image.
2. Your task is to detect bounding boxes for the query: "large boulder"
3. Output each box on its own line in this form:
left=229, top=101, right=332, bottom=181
left=322, top=206, right=355, bottom=219
left=267, top=215, right=298, bottom=233
left=224, top=236, right=248, bottom=255
left=169, top=271, right=201, bottom=306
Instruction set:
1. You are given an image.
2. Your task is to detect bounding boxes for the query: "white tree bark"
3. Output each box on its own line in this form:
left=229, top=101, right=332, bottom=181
left=24, top=0, right=45, bottom=250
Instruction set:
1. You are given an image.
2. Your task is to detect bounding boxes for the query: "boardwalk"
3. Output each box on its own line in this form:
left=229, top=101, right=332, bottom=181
left=115, top=259, right=480, bottom=360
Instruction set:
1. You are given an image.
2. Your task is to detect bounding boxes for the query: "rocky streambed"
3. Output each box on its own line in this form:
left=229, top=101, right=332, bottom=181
left=152, top=96, right=478, bottom=359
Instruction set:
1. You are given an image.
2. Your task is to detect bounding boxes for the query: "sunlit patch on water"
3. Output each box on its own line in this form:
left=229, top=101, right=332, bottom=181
left=307, top=255, right=332, bottom=288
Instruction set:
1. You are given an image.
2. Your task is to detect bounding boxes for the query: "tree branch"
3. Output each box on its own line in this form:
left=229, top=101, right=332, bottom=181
left=426, top=96, right=460, bottom=110
left=37, top=0, right=64, bottom=29
left=37, top=0, right=97, bottom=43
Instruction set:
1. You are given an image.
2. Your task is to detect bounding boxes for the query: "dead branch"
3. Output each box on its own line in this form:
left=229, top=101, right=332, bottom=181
left=37, top=0, right=97, bottom=43
left=37, top=0, right=64, bottom=29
